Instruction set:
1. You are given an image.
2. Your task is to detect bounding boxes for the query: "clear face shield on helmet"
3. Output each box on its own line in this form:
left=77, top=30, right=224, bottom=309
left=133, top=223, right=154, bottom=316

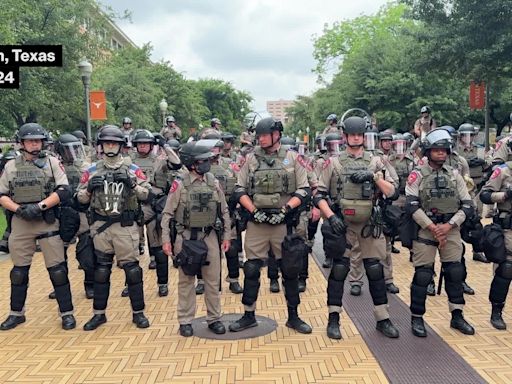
left=316, top=136, right=326, bottom=151
left=60, top=141, right=85, bottom=163
left=326, top=139, right=342, bottom=155
left=364, top=131, right=377, bottom=151
left=458, top=132, right=473, bottom=149
left=393, top=139, right=407, bottom=156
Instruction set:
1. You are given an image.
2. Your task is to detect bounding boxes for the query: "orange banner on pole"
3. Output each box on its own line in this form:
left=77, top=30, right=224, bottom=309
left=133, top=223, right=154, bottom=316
left=469, top=81, right=485, bottom=110
left=89, top=90, right=107, bottom=120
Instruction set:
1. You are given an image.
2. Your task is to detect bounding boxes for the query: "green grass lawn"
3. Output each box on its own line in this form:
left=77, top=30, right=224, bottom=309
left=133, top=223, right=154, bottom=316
left=0, top=210, right=6, bottom=237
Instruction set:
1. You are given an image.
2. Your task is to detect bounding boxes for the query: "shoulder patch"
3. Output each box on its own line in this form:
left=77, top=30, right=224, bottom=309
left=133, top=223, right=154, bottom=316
left=490, top=167, right=502, bottom=179
left=229, top=162, right=240, bottom=173
left=59, top=161, right=65, bottom=172
left=322, top=158, right=331, bottom=170
left=130, top=164, right=147, bottom=180
left=297, top=155, right=313, bottom=171
left=80, top=170, right=90, bottom=184
left=496, top=140, right=503, bottom=150
left=170, top=179, right=180, bottom=193
left=407, top=171, right=419, bottom=185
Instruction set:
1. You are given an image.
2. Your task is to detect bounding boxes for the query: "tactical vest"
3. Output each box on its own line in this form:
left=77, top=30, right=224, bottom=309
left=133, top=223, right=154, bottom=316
left=153, top=166, right=179, bottom=193
left=460, top=147, right=484, bottom=180
left=175, top=173, right=220, bottom=228
left=497, top=163, right=512, bottom=213
left=249, top=147, right=296, bottom=209
left=210, top=162, right=236, bottom=199
left=418, top=165, right=459, bottom=215
left=63, top=162, right=82, bottom=192
left=90, top=161, right=138, bottom=216
left=132, top=154, right=155, bottom=184
left=331, top=152, right=374, bottom=224
left=393, top=156, right=412, bottom=194
left=10, top=156, right=56, bottom=203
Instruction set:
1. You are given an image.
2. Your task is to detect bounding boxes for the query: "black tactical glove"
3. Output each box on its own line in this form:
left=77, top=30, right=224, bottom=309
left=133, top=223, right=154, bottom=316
left=328, top=214, right=346, bottom=235
left=114, top=172, right=136, bottom=189
left=252, top=208, right=269, bottom=224
left=350, top=170, right=375, bottom=184
left=87, top=176, right=104, bottom=193
left=506, top=189, right=512, bottom=200
left=268, top=206, right=288, bottom=225
left=17, top=203, right=43, bottom=220
left=154, top=133, right=167, bottom=148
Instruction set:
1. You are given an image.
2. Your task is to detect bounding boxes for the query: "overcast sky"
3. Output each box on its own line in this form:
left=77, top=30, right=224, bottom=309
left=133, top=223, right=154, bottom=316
left=101, top=0, right=388, bottom=111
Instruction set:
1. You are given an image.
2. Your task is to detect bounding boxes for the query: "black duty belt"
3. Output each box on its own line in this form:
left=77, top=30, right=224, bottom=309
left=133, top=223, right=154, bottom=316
left=426, top=213, right=455, bottom=224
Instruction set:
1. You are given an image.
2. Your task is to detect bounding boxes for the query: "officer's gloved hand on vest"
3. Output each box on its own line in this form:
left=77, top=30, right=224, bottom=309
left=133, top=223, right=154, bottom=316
left=252, top=208, right=269, bottom=224
left=87, top=176, right=104, bottom=193
left=154, top=134, right=167, bottom=148
left=350, top=170, right=375, bottom=184
left=114, top=172, right=136, bottom=189
left=268, top=206, right=288, bottom=225
left=16, top=203, right=43, bottom=220
left=328, top=214, right=346, bottom=235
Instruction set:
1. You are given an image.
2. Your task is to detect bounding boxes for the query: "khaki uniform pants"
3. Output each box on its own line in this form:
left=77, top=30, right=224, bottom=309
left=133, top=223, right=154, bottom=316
left=412, top=227, right=464, bottom=312
left=175, top=230, right=221, bottom=325
left=90, top=221, right=140, bottom=266
left=142, top=203, right=162, bottom=247
left=10, top=216, right=65, bottom=268
left=244, top=222, right=287, bottom=260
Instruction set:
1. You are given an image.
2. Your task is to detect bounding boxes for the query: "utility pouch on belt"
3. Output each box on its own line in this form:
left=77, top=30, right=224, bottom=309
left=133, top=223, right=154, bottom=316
left=460, top=214, right=484, bottom=252
left=120, top=211, right=134, bottom=227
left=43, top=208, right=56, bottom=224
left=321, top=220, right=347, bottom=260
left=481, top=223, right=506, bottom=264
left=382, top=204, right=403, bottom=238
left=281, top=232, right=308, bottom=276
left=59, top=206, right=80, bottom=242
left=253, top=193, right=281, bottom=209
left=398, top=212, right=419, bottom=249
left=176, top=239, right=209, bottom=276
left=340, top=198, right=373, bottom=224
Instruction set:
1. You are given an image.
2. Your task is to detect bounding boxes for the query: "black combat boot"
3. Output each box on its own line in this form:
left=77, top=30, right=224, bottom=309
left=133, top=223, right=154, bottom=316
left=61, top=314, right=76, bottom=330
left=158, top=284, right=169, bottom=297
left=0, top=315, right=26, bottom=330
left=148, top=259, right=156, bottom=269
left=208, top=321, right=226, bottom=334
left=48, top=290, right=56, bottom=299
left=269, top=279, right=280, bottom=293
left=350, top=285, right=361, bottom=296
left=121, top=285, right=129, bottom=297
left=462, top=281, right=475, bottom=295
left=179, top=324, right=193, bottom=337
left=411, top=316, right=427, bottom=337
left=298, top=278, right=307, bottom=293
left=286, top=307, right=312, bottom=334
left=229, top=282, right=243, bottom=294
left=473, top=251, right=490, bottom=263
left=391, top=245, right=400, bottom=254
left=83, top=314, right=107, bottom=331
left=326, top=312, right=342, bottom=339
left=491, top=303, right=507, bottom=330
left=195, top=282, right=205, bottom=295
left=386, top=283, right=400, bottom=294
left=132, top=312, right=150, bottom=328
left=229, top=311, right=257, bottom=332
left=450, top=309, right=475, bottom=335
left=323, top=257, right=333, bottom=268
left=376, top=319, right=399, bottom=338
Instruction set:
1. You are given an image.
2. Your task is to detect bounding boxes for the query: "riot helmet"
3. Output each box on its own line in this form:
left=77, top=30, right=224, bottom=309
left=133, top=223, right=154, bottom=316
left=255, top=117, right=283, bottom=149
left=122, top=117, right=132, bottom=125
left=71, top=130, right=87, bottom=145
left=280, top=136, right=296, bottom=146
left=97, top=125, right=126, bottom=157
left=56, top=133, right=85, bottom=163
left=420, top=106, right=431, bottom=114
left=458, top=123, right=476, bottom=149
left=364, top=127, right=379, bottom=151
left=325, top=133, right=342, bottom=155
left=315, top=134, right=327, bottom=152
left=420, top=128, right=452, bottom=157
left=392, top=133, right=407, bottom=156
left=166, top=139, right=181, bottom=151
left=17, top=123, right=47, bottom=156
left=210, top=118, right=222, bottom=128
left=165, top=115, right=176, bottom=124
left=132, top=129, right=155, bottom=155
left=326, top=113, right=338, bottom=124
left=179, top=142, right=213, bottom=174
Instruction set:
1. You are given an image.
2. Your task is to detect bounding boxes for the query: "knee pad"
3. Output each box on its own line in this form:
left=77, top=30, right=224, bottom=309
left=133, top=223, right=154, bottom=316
left=331, top=258, right=350, bottom=281
left=149, top=246, right=162, bottom=257
left=10, top=266, right=29, bottom=286
left=413, top=265, right=434, bottom=287
left=442, top=262, right=466, bottom=283
left=95, top=250, right=114, bottom=264
left=48, top=263, right=69, bottom=286
left=496, top=260, right=512, bottom=280
left=95, top=265, right=112, bottom=284
left=154, top=249, right=167, bottom=264
left=244, top=259, right=263, bottom=280
left=124, top=262, right=143, bottom=285
left=363, top=258, right=384, bottom=281
left=225, top=244, right=239, bottom=259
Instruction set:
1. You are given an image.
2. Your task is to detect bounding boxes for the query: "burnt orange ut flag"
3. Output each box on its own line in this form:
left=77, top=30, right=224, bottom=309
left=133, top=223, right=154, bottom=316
left=89, top=90, right=107, bottom=120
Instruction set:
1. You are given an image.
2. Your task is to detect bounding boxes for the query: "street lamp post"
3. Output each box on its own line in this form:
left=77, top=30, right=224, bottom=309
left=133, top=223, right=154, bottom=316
left=159, top=98, right=168, bottom=128
left=78, top=58, right=93, bottom=145
left=306, top=126, right=310, bottom=151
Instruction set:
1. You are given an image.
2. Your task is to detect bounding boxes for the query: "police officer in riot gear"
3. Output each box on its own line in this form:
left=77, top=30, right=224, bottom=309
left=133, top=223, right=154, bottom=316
left=480, top=163, right=512, bottom=329
left=323, top=114, right=339, bottom=134
left=131, top=129, right=181, bottom=297
left=161, top=142, right=231, bottom=337
left=55, top=133, right=94, bottom=299
left=77, top=125, right=151, bottom=330
left=160, top=116, right=182, bottom=141
left=315, top=116, right=399, bottom=339
left=229, top=117, right=312, bottom=334
left=406, top=129, right=475, bottom=337
left=0, top=123, right=75, bottom=330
